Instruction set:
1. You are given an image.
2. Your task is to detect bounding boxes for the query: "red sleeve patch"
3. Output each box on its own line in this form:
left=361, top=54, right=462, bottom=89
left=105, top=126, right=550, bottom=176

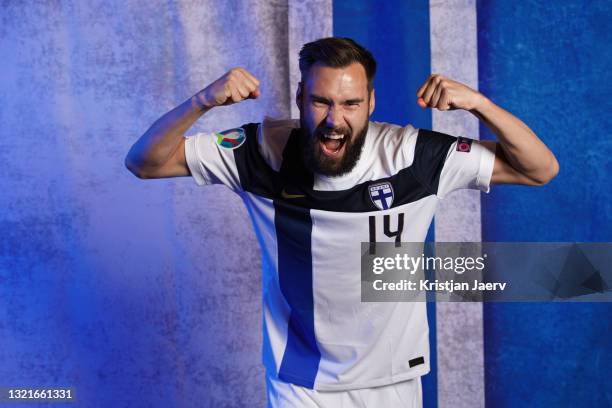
left=456, top=137, right=473, bottom=153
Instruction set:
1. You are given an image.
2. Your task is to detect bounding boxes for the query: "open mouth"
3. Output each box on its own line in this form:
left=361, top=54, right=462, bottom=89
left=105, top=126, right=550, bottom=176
left=318, top=132, right=348, bottom=156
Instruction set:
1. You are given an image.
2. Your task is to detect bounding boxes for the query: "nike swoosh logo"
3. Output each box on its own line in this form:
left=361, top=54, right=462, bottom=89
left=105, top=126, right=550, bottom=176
left=281, top=189, right=306, bottom=199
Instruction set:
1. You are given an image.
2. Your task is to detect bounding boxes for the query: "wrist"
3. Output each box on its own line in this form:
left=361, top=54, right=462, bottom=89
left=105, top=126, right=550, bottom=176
left=469, top=93, right=492, bottom=114
left=192, top=91, right=212, bottom=112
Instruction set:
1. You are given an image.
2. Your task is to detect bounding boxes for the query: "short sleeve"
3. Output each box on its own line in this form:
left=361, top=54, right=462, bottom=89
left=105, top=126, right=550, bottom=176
left=411, top=129, right=496, bottom=199
left=184, top=126, right=248, bottom=192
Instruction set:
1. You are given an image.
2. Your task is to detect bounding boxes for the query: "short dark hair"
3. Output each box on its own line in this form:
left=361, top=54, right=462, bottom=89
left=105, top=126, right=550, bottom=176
left=298, top=37, right=377, bottom=92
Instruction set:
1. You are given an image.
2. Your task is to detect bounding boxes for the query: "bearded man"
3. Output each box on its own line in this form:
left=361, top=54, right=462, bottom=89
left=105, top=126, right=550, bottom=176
left=125, top=37, right=558, bottom=407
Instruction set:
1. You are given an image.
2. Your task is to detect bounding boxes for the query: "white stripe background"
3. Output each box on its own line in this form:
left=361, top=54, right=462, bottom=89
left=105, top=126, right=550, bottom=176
left=429, top=1, right=485, bottom=407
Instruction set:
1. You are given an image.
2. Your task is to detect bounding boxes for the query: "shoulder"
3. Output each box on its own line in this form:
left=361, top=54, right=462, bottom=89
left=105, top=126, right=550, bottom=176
left=411, top=128, right=458, bottom=166
left=257, top=116, right=299, bottom=171
left=365, top=121, right=420, bottom=170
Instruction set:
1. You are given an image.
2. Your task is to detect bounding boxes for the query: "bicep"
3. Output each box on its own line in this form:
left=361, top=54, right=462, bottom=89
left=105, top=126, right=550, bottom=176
left=140, top=138, right=191, bottom=179
left=481, top=141, right=541, bottom=186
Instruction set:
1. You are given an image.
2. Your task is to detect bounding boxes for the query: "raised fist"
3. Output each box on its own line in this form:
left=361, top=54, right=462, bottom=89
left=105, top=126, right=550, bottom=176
left=416, top=74, right=485, bottom=111
left=197, top=67, right=261, bottom=109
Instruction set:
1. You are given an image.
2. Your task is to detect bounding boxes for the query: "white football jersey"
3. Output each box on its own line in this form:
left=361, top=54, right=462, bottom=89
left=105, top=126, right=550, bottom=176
left=185, top=117, right=495, bottom=390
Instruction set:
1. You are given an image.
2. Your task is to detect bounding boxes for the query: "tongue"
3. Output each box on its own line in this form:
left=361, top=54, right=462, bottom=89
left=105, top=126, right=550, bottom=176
left=322, top=138, right=341, bottom=151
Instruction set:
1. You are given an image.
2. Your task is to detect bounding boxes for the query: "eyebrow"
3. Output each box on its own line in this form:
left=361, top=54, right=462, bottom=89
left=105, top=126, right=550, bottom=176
left=309, top=94, right=365, bottom=104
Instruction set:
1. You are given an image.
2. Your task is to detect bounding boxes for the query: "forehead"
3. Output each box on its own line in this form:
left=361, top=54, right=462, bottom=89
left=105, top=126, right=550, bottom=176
left=303, top=62, right=369, bottom=97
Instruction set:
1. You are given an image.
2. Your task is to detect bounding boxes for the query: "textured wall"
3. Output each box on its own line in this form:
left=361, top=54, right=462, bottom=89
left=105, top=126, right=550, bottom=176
left=3, top=1, right=609, bottom=407
left=0, top=1, right=329, bottom=407
left=477, top=1, right=612, bottom=407
left=429, top=2, right=485, bottom=408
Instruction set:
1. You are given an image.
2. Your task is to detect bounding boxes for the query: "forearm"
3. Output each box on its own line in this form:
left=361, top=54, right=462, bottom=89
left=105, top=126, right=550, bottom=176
left=471, top=96, right=559, bottom=184
left=125, top=93, right=208, bottom=173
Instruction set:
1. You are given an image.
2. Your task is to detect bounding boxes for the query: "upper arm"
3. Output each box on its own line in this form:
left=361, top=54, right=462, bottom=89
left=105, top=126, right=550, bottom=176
left=138, top=138, right=191, bottom=179
left=481, top=141, right=543, bottom=186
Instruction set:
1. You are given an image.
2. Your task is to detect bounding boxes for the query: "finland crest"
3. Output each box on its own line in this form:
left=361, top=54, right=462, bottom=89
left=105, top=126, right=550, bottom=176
left=369, top=182, right=394, bottom=210
left=215, top=127, right=246, bottom=149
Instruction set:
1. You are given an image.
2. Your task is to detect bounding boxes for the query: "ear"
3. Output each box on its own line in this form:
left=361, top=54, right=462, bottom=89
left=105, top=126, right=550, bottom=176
left=368, top=88, right=376, bottom=115
left=296, top=82, right=303, bottom=112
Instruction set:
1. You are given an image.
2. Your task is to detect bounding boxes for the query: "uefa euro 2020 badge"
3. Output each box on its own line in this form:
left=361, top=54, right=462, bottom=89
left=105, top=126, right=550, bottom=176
left=215, top=128, right=246, bottom=149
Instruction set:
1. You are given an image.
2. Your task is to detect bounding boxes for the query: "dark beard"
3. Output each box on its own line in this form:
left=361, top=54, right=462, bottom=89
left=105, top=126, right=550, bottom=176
left=300, top=119, right=369, bottom=177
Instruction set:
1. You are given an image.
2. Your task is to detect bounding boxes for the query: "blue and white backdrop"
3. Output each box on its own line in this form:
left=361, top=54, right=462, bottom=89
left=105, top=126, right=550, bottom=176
left=1, top=1, right=610, bottom=407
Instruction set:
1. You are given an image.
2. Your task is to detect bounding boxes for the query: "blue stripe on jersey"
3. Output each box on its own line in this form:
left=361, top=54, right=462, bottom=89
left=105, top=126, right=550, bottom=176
left=274, top=201, right=321, bottom=389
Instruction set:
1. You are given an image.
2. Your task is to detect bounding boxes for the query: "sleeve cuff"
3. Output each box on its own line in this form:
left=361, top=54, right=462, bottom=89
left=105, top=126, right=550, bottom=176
left=184, top=134, right=212, bottom=186
left=476, top=142, right=496, bottom=193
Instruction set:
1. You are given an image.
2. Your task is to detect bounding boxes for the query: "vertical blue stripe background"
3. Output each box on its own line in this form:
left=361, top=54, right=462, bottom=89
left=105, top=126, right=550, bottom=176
left=477, top=1, right=612, bottom=407
left=333, top=1, right=438, bottom=406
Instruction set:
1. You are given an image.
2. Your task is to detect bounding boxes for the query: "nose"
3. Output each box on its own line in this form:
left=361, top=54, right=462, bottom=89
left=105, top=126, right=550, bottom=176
left=325, top=105, right=343, bottom=130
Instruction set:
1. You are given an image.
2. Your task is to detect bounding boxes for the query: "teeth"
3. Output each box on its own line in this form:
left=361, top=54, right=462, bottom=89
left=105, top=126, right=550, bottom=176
left=324, top=134, right=345, bottom=140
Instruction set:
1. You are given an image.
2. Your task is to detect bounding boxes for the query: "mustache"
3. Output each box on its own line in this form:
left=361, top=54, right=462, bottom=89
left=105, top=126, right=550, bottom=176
left=314, top=124, right=352, bottom=137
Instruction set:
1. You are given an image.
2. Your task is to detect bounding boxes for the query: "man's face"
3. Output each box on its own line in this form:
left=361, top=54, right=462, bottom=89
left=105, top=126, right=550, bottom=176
left=297, top=62, right=375, bottom=176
